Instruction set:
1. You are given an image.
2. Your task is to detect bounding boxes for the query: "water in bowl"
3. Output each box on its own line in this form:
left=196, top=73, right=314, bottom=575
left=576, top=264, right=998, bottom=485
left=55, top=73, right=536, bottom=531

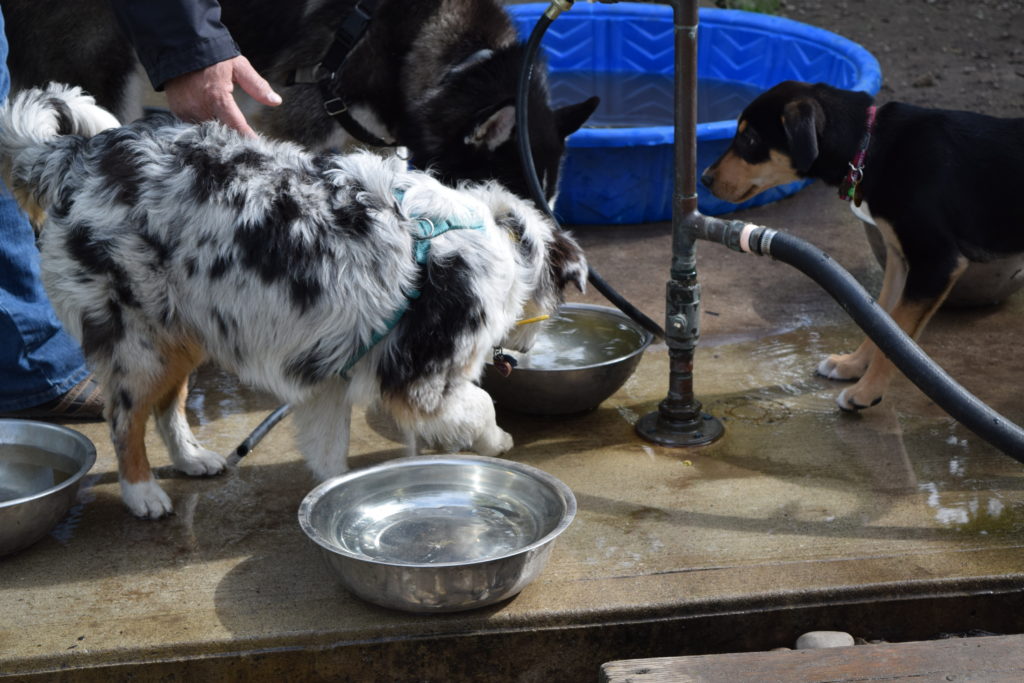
left=548, top=72, right=763, bottom=128
left=334, top=487, right=541, bottom=564
left=0, top=444, right=75, bottom=503
left=514, top=309, right=647, bottom=370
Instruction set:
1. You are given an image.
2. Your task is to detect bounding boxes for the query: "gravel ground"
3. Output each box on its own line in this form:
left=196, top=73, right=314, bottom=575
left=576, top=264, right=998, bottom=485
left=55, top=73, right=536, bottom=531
left=508, top=0, right=1024, bottom=116
left=754, top=0, right=1024, bottom=117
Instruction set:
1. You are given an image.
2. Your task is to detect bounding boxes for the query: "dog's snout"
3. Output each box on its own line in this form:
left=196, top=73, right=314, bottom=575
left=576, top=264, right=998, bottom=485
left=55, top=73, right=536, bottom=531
left=700, top=167, right=716, bottom=189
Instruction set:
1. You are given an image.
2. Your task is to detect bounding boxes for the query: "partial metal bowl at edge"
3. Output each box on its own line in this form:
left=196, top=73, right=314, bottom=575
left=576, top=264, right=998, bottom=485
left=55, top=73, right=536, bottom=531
left=298, top=455, right=576, bottom=613
left=0, top=419, right=96, bottom=556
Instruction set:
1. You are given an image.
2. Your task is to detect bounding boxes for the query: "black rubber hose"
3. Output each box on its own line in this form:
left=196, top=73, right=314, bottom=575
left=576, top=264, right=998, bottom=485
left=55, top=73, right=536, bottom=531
left=516, top=11, right=666, bottom=341
left=231, top=403, right=292, bottom=463
left=765, top=229, right=1024, bottom=460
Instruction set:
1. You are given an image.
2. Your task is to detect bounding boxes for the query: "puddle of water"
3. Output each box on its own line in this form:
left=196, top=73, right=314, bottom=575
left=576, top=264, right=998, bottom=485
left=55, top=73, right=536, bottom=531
left=686, top=324, right=1024, bottom=538
left=186, top=366, right=254, bottom=427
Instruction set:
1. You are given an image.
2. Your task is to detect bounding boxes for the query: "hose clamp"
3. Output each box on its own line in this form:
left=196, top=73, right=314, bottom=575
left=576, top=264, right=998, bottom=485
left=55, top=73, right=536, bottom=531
left=545, top=0, right=575, bottom=20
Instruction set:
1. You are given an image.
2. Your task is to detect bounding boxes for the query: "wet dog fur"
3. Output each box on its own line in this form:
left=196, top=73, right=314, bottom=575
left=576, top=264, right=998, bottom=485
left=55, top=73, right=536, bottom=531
left=702, top=80, right=1024, bottom=411
left=3, top=0, right=598, bottom=203
left=0, top=84, right=587, bottom=518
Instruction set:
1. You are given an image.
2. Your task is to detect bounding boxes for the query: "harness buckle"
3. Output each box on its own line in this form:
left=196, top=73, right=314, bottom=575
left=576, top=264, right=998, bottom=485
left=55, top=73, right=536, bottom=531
left=323, top=97, right=349, bottom=116
left=418, top=218, right=437, bottom=238
left=847, top=162, right=864, bottom=184
left=286, top=64, right=333, bottom=87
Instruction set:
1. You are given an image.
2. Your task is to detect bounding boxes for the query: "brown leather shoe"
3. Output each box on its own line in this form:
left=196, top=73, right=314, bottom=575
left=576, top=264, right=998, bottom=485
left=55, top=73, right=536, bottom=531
left=0, top=376, right=105, bottom=421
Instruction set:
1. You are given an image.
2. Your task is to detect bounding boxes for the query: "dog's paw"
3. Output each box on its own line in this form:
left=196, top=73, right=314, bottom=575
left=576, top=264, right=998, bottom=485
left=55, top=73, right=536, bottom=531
left=121, top=478, right=174, bottom=519
left=473, top=428, right=514, bottom=457
left=174, top=448, right=227, bottom=477
left=312, top=460, right=349, bottom=481
left=836, top=383, right=884, bottom=412
left=817, top=353, right=868, bottom=381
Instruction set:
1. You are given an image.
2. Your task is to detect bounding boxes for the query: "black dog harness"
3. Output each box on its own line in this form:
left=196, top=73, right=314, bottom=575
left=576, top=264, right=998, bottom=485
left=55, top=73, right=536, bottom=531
left=286, top=0, right=394, bottom=148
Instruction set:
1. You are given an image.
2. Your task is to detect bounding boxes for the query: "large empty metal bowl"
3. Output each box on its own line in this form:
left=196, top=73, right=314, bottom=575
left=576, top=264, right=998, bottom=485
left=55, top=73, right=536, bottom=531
left=481, top=303, right=653, bottom=415
left=298, top=455, right=576, bottom=613
left=0, top=419, right=96, bottom=556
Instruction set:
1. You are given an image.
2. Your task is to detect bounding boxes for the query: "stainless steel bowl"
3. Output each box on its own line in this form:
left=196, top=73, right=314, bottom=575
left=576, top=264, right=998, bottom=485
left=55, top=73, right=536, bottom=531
left=298, top=455, right=576, bottom=613
left=481, top=303, right=653, bottom=415
left=0, top=419, right=96, bottom=556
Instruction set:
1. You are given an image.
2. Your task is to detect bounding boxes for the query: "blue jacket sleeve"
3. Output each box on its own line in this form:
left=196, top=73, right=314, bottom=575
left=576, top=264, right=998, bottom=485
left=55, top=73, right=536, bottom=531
left=110, top=0, right=240, bottom=90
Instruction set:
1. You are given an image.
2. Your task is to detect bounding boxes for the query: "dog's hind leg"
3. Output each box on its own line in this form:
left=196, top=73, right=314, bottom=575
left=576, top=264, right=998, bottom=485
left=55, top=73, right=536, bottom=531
left=152, top=346, right=226, bottom=478
left=291, top=377, right=354, bottom=479
left=103, top=366, right=173, bottom=519
left=837, top=254, right=969, bottom=411
left=104, top=336, right=212, bottom=518
left=819, top=221, right=909, bottom=381
left=109, top=389, right=174, bottom=519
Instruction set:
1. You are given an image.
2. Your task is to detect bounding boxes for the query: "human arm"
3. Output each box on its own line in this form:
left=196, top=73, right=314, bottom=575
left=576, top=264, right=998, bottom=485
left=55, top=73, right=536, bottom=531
left=109, top=0, right=280, bottom=136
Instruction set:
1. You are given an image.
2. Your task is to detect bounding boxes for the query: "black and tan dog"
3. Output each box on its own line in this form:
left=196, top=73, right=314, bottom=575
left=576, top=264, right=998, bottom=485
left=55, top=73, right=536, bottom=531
left=702, top=80, right=1024, bottom=411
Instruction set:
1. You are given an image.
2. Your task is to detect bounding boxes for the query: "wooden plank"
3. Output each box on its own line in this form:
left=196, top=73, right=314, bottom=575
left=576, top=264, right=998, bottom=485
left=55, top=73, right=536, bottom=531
left=601, top=634, right=1024, bottom=682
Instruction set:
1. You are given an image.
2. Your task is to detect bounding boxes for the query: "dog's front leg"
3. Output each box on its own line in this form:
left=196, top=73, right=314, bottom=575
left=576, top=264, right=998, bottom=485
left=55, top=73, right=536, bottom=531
left=291, top=378, right=353, bottom=479
left=414, top=382, right=513, bottom=457
left=819, top=226, right=908, bottom=381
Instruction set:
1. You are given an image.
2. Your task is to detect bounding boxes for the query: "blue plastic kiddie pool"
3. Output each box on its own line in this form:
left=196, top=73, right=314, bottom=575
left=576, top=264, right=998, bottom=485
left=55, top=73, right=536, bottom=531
left=509, top=3, right=882, bottom=224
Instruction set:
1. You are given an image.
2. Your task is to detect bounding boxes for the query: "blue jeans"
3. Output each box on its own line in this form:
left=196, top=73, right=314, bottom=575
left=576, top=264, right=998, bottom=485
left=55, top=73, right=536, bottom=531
left=0, top=9, right=90, bottom=410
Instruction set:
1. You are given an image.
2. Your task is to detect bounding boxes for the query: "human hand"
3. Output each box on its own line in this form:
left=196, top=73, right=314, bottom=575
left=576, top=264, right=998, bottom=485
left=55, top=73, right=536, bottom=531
left=164, top=55, right=281, bottom=137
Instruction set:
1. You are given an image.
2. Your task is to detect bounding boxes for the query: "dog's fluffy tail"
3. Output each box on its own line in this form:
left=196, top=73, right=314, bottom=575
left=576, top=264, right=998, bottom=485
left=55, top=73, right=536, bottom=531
left=0, top=83, right=120, bottom=221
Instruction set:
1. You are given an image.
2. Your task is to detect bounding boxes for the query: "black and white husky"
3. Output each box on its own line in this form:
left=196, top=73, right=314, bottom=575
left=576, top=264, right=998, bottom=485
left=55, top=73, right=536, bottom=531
left=0, top=84, right=587, bottom=518
left=4, top=0, right=598, bottom=202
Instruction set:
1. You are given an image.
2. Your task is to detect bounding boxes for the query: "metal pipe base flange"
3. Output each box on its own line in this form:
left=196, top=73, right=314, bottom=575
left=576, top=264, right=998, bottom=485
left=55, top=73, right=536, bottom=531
left=636, top=406, right=724, bottom=447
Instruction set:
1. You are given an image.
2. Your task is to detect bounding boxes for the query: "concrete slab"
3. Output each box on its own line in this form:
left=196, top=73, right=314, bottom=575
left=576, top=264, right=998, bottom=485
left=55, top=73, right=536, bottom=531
left=3, top=181, right=1024, bottom=681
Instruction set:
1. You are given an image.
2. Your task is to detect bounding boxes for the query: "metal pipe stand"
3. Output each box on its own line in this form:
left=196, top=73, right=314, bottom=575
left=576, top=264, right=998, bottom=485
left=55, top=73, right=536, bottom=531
left=636, top=0, right=725, bottom=447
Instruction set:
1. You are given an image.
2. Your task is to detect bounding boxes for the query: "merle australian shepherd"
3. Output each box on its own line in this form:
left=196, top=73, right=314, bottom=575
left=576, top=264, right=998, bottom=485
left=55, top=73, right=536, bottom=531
left=702, top=81, right=1024, bottom=412
left=0, top=84, right=587, bottom=519
left=3, top=0, right=599, bottom=204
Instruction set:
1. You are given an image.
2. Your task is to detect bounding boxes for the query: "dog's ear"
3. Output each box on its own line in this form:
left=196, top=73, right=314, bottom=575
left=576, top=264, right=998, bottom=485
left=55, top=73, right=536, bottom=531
left=782, top=98, right=825, bottom=173
left=549, top=230, right=588, bottom=293
left=555, top=96, right=600, bottom=138
left=466, top=104, right=516, bottom=151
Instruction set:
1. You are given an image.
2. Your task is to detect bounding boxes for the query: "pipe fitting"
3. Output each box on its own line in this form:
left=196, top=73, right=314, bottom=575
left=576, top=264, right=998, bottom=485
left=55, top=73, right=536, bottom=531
left=688, top=215, right=777, bottom=256
left=544, top=0, right=575, bottom=20
left=668, top=312, right=689, bottom=331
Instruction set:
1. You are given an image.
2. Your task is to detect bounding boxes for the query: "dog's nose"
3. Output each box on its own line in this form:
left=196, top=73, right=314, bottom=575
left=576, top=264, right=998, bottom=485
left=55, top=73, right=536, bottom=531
left=700, top=168, right=715, bottom=189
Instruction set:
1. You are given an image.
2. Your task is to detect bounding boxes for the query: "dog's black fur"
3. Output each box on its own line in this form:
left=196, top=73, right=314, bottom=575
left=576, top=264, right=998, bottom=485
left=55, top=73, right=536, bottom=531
left=4, top=0, right=598, bottom=202
left=702, top=80, right=1024, bottom=410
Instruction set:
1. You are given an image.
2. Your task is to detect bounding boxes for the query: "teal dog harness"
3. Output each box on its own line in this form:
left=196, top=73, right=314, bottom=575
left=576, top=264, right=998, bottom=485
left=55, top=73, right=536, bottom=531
left=339, top=196, right=485, bottom=378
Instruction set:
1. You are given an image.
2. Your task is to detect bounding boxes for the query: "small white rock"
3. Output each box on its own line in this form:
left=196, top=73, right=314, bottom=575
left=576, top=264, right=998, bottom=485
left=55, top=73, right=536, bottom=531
left=795, top=631, right=855, bottom=650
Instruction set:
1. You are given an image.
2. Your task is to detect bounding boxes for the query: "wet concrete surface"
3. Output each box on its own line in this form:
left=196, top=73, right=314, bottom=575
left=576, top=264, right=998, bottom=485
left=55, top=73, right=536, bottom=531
left=3, top=181, right=1024, bottom=680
